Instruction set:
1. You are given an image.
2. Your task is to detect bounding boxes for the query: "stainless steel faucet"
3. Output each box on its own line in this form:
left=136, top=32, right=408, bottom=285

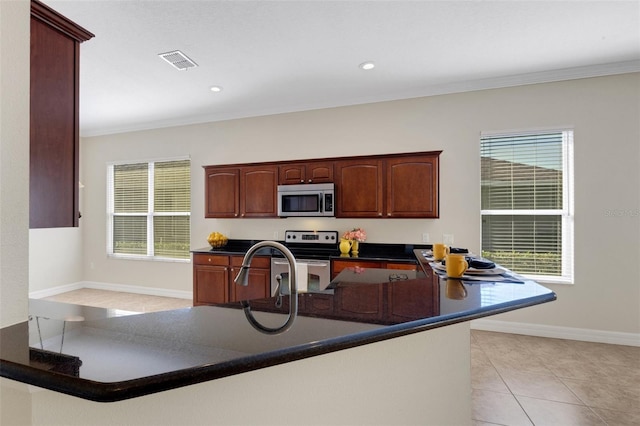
left=234, top=241, right=298, bottom=334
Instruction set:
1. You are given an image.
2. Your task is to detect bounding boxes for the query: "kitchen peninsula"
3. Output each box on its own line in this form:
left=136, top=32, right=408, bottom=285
left=1, top=247, right=555, bottom=425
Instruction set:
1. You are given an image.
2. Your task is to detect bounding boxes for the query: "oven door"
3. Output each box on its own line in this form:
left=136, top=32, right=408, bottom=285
left=271, top=258, right=331, bottom=295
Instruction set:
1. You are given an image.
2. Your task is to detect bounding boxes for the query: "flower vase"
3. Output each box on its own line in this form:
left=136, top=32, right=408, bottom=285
left=339, top=239, right=352, bottom=255
left=351, top=240, right=359, bottom=256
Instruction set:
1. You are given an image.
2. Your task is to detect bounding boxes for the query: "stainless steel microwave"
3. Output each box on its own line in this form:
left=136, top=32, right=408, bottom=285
left=277, top=183, right=335, bottom=217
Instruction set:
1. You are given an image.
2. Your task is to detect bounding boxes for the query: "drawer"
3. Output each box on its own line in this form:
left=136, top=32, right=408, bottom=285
left=385, top=261, right=418, bottom=271
left=231, top=255, right=270, bottom=269
left=332, top=259, right=383, bottom=275
left=193, top=254, right=230, bottom=266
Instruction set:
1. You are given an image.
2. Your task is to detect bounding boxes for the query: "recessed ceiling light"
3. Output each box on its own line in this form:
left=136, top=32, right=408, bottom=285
left=359, top=61, right=375, bottom=70
left=210, top=86, right=223, bottom=92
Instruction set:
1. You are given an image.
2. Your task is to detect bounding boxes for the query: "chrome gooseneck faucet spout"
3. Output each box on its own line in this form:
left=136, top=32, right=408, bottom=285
left=234, top=241, right=298, bottom=335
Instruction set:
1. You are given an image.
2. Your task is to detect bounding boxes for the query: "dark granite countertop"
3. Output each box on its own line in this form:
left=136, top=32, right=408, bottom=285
left=0, top=252, right=555, bottom=402
left=191, top=240, right=430, bottom=263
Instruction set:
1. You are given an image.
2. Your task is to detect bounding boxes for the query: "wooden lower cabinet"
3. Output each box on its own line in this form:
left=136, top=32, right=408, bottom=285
left=334, top=283, right=384, bottom=321
left=330, top=258, right=433, bottom=323
left=193, top=254, right=270, bottom=305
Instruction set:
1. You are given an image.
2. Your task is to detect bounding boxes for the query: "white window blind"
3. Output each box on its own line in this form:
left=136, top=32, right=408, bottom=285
left=108, top=159, right=191, bottom=260
left=480, top=130, right=573, bottom=283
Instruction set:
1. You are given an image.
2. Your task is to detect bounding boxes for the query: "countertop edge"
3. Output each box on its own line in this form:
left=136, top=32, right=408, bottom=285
left=0, top=292, right=555, bottom=402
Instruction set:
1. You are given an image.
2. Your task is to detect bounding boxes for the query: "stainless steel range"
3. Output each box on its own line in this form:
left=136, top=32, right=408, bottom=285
left=270, top=230, right=338, bottom=295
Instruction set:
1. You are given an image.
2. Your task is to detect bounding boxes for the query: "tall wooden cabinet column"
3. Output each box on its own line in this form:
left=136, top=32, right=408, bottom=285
left=30, top=0, right=94, bottom=228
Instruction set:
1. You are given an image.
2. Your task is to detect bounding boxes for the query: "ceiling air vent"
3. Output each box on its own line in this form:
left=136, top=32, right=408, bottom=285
left=158, top=50, right=198, bottom=71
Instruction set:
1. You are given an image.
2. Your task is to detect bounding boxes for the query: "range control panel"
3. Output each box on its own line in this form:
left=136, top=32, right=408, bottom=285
left=284, top=230, right=338, bottom=244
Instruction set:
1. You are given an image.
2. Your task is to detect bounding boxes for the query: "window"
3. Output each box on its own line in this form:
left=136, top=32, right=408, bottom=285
left=107, top=158, right=191, bottom=260
left=480, top=130, right=573, bottom=283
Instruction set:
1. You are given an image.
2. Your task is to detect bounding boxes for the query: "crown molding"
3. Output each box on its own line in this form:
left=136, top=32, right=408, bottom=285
left=81, top=60, right=640, bottom=138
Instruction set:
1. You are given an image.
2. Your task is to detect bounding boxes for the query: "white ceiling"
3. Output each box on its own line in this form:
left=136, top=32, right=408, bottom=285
left=44, top=0, right=640, bottom=137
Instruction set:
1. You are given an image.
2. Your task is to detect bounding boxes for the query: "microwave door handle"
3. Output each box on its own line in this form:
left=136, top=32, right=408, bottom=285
left=320, top=193, right=324, bottom=213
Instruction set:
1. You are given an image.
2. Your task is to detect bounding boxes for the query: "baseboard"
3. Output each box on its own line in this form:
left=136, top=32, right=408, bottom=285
left=471, top=318, right=640, bottom=347
left=28, top=282, right=85, bottom=299
left=29, top=281, right=192, bottom=301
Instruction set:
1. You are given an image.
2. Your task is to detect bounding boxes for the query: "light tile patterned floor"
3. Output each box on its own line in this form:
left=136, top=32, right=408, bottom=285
left=471, top=330, right=640, bottom=425
left=43, top=289, right=640, bottom=425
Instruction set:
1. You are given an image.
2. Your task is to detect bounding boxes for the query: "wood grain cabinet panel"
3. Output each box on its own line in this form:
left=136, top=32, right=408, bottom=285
left=334, top=284, right=384, bottom=321
left=240, top=166, right=278, bottom=217
left=204, top=165, right=278, bottom=218
left=386, top=155, right=439, bottom=218
left=193, top=254, right=270, bottom=305
left=279, top=161, right=334, bottom=185
left=204, top=151, right=439, bottom=219
left=29, top=0, right=93, bottom=228
left=335, top=159, right=384, bottom=217
left=205, top=168, right=240, bottom=218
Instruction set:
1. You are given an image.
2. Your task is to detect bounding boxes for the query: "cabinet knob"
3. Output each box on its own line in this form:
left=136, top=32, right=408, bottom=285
left=300, top=179, right=304, bottom=183
left=387, top=213, right=391, bottom=216
left=208, top=257, right=212, bottom=262
left=234, top=213, right=238, bottom=217
left=308, top=179, right=312, bottom=183
left=378, top=212, right=383, bottom=217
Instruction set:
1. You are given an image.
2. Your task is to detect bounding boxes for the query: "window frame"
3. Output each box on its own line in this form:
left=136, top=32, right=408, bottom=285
left=480, top=129, right=574, bottom=284
left=106, top=156, right=191, bottom=263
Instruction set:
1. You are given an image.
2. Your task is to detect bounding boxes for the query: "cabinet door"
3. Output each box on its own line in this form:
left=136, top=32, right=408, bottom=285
left=279, top=161, right=334, bottom=185
left=193, top=265, right=229, bottom=305
left=386, top=155, right=439, bottom=218
left=29, top=5, right=93, bottom=228
left=335, top=159, right=383, bottom=217
left=332, top=259, right=384, bottom=278
left=230, top=256, right=271, bottom=301
left=205, top=167, right=239, bottom=218
left=305, top=161, right=334, bottom=184
left=387, top=278, right=438, bottom=321
left=279, top=164, right=305, bottom=185
left=231, top=267, right=270, bottom=301
left=240, top=165, right=278, bottom=217
left=334, top=283, right=384, bottom=321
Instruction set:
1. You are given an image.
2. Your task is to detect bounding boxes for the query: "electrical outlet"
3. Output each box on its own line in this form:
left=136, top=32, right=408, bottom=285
left=443, top=234, right=454, bottom=246
left=422, top=233, right=430, bottom=243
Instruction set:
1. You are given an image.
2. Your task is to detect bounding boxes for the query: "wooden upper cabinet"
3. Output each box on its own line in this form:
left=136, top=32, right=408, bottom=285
left=386, top=154, right=439, bottom=218
left=204, top=165, right=278, bottom=218
left=279, top=161, right=334, bottom=185
left=29, top=0, right=94, bottom=228
left=240, top=165, right=278, bottom=217
left=335, top=159, right=384, bottom=217
left=204, top=151, right=440, bottom=219
left=205, top=167, right=240, bottom=218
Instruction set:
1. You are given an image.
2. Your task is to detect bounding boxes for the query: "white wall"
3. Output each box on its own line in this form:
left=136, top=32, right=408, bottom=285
left=29, top=228, right=83, bottom=293
left=78, top=73, right=640, bottom=336
left=0, top=0, right=30, bottom=328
